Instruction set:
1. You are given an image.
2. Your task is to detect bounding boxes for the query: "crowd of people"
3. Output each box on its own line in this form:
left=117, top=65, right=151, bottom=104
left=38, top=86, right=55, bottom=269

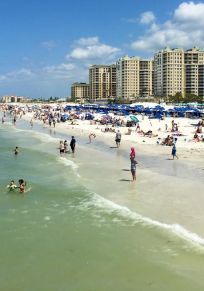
left=1, top=102, right=204, bottom=186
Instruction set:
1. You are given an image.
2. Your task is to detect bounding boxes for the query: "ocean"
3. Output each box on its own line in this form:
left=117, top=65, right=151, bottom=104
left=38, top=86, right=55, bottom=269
left=0, top=116, right=204, bottom=291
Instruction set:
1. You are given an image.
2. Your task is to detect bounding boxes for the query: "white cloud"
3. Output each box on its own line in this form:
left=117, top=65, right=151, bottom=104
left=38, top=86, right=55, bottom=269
left=42, top=40, right=57, bottom=50
left=174, top=1, right=204, bottom=24
left=76, top=37, right=99, bottom=46
left=140, top=11, right=155, bottom=24
left=43, top=63, right=76, bottom=78
left=0, top=37, right=122, bottom=97
left=131, top=2, right=204, bottom=52
left=0, top=68, right=34, bottom=82
left=67, top=37, right=120, bottom=60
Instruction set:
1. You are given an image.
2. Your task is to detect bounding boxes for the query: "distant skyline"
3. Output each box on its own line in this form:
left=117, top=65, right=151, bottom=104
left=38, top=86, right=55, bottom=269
left=0, top=0, right=204, bottom=98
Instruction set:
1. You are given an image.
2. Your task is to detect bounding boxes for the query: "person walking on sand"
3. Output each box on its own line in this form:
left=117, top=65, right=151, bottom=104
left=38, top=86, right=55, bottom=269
left=130, top=156, right=138, bottom=181
left=70, top=136, right=76, bottom=153
left=115, top=130, right=121, bottom=148
left=89, top=133, right=96, bottom=143
left=171, top=143, right=178, bottom=160
left=30, top=119, right=33, bottom=128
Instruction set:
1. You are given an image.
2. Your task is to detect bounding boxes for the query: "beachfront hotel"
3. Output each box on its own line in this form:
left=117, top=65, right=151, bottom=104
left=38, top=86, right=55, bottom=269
left=154, top=47, right=204, bottom=98
left=1, top=95, right=29, bottom=103
left=116, top=56, right=154, bottom=100
left=71, top=82, right=89, bottom=103
left=154, top=48, right=185, bottom=98
left=184, top=47, right=204, bottom=97
left=89, top=65, right=116, bottom=100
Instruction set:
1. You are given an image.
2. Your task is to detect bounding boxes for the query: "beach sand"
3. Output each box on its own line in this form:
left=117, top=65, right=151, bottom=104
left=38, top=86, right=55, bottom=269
left=16, top=109, right=204, bottom=244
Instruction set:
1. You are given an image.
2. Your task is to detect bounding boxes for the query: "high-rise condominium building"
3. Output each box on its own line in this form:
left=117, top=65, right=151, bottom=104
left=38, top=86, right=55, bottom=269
left=116, top=56, right=154, bottom=99
left=139, top=60, right=154, bottom=98
left=154, top=48, right=185, bottom=98
left=154, top=47, right=204, bottom=98
left=71, top=82, right=89, bottom=102
left=89, top=65, right=116, bottom=100
left=184, top=47, right=204, bottom=97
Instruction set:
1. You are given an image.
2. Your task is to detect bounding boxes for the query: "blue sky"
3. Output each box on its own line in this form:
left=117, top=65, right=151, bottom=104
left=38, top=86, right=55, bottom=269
left=0, top=0, right=204, bottom=98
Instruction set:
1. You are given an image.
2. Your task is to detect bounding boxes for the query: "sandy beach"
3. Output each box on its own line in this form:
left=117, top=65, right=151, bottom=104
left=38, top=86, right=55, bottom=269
left=4, top=103, right=203, bottom=244
left=1, top=103, right=204, bottom=291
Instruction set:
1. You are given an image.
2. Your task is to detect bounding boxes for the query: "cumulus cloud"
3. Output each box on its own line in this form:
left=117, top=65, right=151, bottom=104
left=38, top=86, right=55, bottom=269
left=67, top=36, right=120, bottom=61
left=0, top=37, right=121, bottom=97
left=76, top=37, right=99, bottom=46
left=0, top=68, right=34, bottom=83
left=140, top=11, right=155, bottom=24
left=131, top=1, right=204, bottom=52
left=43, top=63, right=76, bottom=79
left=174, top=1, right=204, bottom=24
left=41, top=40, right=58, bottom=50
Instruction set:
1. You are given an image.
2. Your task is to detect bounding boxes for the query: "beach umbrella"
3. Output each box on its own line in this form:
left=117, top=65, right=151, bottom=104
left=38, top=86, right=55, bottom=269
left=130, top=115, right=139, bottom=123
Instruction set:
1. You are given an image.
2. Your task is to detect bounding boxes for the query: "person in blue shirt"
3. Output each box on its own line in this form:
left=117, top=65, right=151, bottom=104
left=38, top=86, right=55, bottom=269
left=171, top=143, right=178, bottom=160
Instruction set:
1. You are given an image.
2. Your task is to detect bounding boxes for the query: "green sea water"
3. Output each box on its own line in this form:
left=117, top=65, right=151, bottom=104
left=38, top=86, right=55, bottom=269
left=0, top=120, right=204, bottom=291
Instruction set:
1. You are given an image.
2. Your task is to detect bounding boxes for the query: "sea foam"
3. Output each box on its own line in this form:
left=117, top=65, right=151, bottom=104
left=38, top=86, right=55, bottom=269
left=79, top=192, right=204, bottom=249
left=57, top=156, right=78, bottom=170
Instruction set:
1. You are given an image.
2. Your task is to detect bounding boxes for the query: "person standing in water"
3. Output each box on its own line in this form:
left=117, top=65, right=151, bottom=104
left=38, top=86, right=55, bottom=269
left=70, top=136, right=76, bottom=153
left=130, top=147, right=136, bottom=159
left=59, top=141, right=65, bottom=155
left=64, top=140, right=68, bottom=152
left=130, top=156, right=138, bottom=181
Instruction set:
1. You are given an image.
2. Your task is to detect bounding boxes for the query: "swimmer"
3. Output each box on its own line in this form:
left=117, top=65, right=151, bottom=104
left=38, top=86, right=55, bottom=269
left=18, top=179, right=26, bottom=193
left=14, top=146, right=19, bottom=155
left=7, top=180, right=17, bottom=191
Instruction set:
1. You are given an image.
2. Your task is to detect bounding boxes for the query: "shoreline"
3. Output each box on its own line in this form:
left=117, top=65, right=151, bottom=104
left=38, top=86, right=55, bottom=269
left=1, top=107, right=204, bottom=246
left=9, top=113, right=204, bottom=244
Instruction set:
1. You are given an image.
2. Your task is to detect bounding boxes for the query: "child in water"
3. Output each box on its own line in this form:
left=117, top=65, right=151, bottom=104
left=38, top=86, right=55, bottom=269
left=18, top=179, right=26, bottom=193
left=7, top=180, right=17, bottom=191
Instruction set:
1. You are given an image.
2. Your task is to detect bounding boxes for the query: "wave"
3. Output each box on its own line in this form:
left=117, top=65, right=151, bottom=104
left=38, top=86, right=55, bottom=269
left=8, top=125, right=60, bottom=143
left=57, top=156, right=79, bottom=170
left=79, top=192, right=204, bottom=249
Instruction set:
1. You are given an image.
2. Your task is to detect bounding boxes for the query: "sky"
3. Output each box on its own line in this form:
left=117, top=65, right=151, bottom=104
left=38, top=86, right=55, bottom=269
left=0, top=0, right=204, bottom=98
